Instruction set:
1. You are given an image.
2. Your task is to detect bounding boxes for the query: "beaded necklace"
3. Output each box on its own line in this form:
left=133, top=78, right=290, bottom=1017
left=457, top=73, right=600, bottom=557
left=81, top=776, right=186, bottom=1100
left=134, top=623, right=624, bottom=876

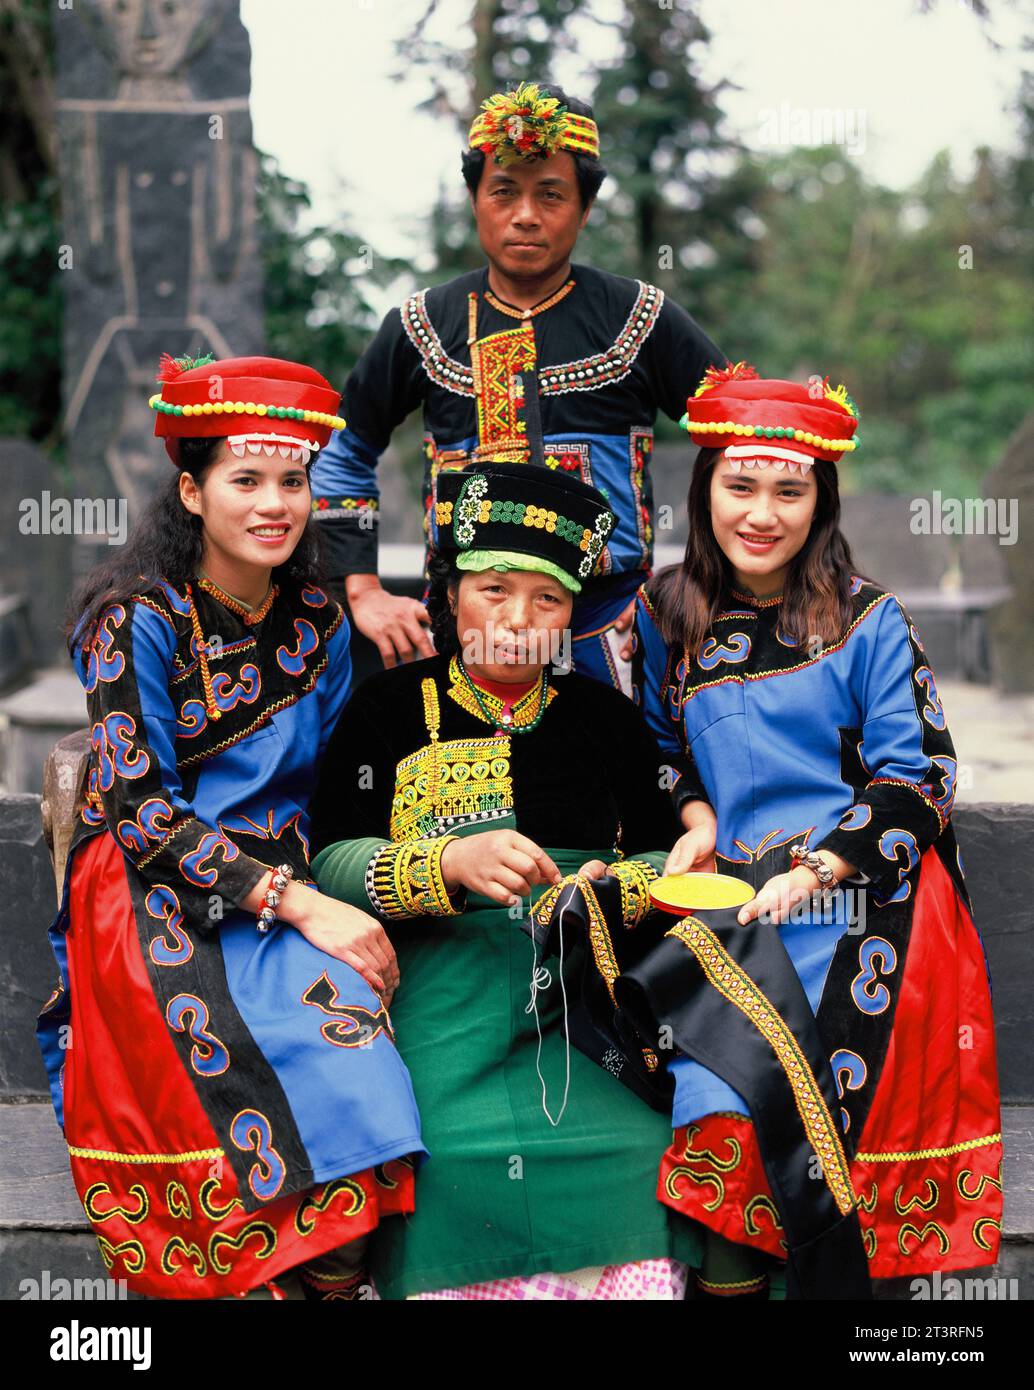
left=452, top=655, right=550, bottom=735
left=730, top=586, right=783, bottom=608
left=483, top=278, right=575, bottom=321
left=186, top=576, right=278, bottom=722
left=197, top=573, right=278, bottom=624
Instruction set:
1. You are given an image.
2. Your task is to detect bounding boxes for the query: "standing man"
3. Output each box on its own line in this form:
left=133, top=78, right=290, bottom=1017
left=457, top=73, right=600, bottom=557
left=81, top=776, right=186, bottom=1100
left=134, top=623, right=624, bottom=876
left=311, top=81, right=725, bottom=687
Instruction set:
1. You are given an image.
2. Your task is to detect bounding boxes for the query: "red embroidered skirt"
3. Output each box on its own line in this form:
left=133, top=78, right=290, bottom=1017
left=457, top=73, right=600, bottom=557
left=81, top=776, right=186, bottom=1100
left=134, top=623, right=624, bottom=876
left=59, top=833, right=414, bottom=1299
left=657, top=848, right=1003, bottom=1279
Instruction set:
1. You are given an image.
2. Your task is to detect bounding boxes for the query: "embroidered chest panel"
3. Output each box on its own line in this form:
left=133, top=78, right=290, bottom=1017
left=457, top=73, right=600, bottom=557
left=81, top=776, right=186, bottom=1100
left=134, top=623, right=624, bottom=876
left=471, top=321, right=536, bottom=463
left=390, top=737, right=514, bottom=841
left=389, top=672, right=521, bottom=840
left=663, top=589, right=893, bottom=713
left=151, top=582, right=342, bottom=768
left=400, top=280, right=665, bottom=401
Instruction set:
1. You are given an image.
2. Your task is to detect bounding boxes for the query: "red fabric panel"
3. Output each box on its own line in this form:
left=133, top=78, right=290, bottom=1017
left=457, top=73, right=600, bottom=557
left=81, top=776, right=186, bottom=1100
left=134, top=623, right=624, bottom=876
left=656, top=849, right=1003, bottom=1279
left=62, top=832, right=414, bottom=1298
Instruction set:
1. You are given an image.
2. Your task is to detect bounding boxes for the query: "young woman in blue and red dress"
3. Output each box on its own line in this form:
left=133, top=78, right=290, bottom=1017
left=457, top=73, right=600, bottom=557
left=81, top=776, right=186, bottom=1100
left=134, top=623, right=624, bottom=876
left=36, top=355, right=425, bottom=1299
left=630, top=364, right=1003, bottom=1298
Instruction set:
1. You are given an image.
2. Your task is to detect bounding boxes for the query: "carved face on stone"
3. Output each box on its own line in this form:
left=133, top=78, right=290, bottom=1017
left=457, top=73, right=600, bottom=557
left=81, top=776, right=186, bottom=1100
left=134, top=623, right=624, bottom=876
left=85, top=0, right=218, bottom=79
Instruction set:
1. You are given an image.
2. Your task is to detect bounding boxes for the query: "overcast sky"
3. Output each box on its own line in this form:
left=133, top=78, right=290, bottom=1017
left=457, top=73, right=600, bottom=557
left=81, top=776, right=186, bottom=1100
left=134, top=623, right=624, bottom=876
left=241, top=0, right=1028, bottom=266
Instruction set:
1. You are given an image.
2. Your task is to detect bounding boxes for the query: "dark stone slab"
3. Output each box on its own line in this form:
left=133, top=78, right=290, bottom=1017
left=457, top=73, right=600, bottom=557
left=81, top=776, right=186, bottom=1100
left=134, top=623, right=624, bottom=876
left=985, top=412, right=1034, bottom=694
left=0, top=1102, right=85, bottom=1230
left=0, top=595, right=34, bottom=693
left=0, top=795, right=1029, bottom=1102
left=1, top=1101, right=1030, bottom=1300
left=0, top=670, right=88, bottom=796
left=0, top=439, right=74, bottom=667
left=0, top=1232, right=137, bottom=1302
left=875, top=1243, right=1033, bottom=1300
left=954, top=805, right=1034, bottom=1105
left=54, top=0, right=264, bottom=577
left=0, top=797, right=61, bottom=1097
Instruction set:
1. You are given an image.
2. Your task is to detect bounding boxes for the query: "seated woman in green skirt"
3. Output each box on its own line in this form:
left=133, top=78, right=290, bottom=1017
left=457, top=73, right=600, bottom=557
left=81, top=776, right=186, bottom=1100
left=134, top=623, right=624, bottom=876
left=308, top=462, right=722, bottom=1300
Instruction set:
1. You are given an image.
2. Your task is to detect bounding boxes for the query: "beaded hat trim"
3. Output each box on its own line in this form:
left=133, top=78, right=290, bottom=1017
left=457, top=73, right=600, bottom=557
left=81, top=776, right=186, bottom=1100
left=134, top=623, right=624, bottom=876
left=437, top=468, right=615, bottom=583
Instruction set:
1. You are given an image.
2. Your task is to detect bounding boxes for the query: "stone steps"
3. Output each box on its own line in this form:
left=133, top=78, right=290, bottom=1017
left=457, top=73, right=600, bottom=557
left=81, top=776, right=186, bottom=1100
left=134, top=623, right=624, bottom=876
left=1, top=1100, right=1031, bottom=1300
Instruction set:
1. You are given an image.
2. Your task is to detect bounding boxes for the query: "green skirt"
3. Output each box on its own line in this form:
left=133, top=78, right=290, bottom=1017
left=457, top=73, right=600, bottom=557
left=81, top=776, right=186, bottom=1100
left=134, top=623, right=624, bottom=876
left=365, top=848, right=704, bottom=1298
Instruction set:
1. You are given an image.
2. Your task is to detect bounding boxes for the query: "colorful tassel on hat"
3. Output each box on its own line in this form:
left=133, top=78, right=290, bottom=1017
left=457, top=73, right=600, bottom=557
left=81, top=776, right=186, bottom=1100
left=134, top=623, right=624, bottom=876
left=155, top=351, right=216, bottom=383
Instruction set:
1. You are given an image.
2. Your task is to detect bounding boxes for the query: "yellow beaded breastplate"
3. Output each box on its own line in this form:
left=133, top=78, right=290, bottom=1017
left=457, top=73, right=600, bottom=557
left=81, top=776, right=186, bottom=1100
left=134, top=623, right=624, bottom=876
left=389, top=673, right=516, bottom=842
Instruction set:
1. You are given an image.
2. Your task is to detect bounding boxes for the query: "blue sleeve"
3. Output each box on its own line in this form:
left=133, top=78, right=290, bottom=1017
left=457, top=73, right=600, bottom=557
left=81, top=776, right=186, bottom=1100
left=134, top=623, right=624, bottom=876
left=81, top=600, right=270, bottom=924
left=317, top=609, right=353, bottom=759
left=816, top=596, right=957, bottom=903
left=309, top=305, right=425, bottom=579
left=630, top=587, right=712, bottom=811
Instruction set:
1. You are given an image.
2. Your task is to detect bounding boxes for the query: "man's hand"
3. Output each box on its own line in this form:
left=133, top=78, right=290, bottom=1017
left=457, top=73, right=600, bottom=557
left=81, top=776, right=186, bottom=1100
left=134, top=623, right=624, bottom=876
left=346, top=576, right=434, bottom=668
left=440, top=830, right=562, bottom=907
left=613, top=597, right=638, bottom=661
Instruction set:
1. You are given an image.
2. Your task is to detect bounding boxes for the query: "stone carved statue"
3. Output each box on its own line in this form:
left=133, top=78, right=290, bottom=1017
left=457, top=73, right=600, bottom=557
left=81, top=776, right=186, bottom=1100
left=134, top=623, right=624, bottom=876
left=55, top=0, right=263, bottom=557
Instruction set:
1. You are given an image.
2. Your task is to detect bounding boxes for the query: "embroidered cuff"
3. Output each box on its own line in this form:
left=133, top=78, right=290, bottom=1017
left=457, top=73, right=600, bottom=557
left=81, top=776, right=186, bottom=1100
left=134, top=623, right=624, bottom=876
left=365, top=837, right=462, bottom=919
left=607, top=858, right=659, bottom=927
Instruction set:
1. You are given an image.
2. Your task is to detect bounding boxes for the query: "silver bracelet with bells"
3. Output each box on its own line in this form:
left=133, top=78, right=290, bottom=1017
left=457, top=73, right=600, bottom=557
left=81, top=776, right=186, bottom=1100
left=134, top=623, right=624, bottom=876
left=790, top=844, right=837, bottom=904
left=257, top=864, right=294, bottom=933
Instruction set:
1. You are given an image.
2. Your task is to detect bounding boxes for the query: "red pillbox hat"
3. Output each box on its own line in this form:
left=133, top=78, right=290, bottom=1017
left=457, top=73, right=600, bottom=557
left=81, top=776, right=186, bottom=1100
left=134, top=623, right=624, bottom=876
left=681, top=362, right=860, bottom=466
left=149, top=354, right=344, bottom=464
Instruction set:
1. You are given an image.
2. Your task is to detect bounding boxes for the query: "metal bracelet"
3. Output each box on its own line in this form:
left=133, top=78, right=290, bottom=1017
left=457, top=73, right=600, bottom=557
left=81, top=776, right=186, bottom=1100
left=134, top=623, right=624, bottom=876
left=257, top=864, right=294, bottom=933
left=790, top=843, right=836, bottom=889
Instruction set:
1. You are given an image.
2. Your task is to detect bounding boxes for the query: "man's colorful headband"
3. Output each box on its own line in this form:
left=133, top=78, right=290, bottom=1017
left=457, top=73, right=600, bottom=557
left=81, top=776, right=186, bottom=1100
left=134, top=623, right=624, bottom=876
left=680, top=362, right=861, bottom=467
left=149, top=352, right=344, bottom=466
left=468, top=81, right=600, bottom=165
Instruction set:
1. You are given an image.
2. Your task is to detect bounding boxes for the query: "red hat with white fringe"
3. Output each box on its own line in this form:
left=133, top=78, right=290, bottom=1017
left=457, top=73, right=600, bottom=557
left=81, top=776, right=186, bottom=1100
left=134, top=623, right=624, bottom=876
left=680, top=362, right=860, bottom=475
left=149, top=353, right=345, bottom=467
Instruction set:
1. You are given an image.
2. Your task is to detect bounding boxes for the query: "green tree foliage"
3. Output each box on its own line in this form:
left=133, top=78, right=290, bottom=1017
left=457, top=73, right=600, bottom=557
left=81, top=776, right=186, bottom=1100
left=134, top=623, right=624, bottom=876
left=1, top=0, right=1029, bottom=501
left=712, top=145, right=1033, bottom=495
left=257, top=152, right=410, bottom=387
left=402, top=0, right=1031, bottom=492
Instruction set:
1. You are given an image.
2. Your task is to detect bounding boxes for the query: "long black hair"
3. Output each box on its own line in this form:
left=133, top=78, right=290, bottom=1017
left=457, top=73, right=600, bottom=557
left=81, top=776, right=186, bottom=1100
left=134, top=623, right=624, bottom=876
left=65, top=437, right=324, bottom=655
left=647, top=447, right=860, bottom=656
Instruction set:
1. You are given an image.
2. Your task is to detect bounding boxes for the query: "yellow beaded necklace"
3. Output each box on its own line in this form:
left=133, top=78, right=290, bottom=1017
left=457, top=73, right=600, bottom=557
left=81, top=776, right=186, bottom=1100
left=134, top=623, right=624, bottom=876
left=483, top=277, right=575, bottom=321
left=197, top=573, right=278, bottom=625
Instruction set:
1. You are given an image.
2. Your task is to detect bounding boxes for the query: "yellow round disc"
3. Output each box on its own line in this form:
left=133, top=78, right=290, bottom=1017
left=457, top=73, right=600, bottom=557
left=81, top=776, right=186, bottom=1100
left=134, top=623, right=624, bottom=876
left=650, top=872, right=754, bottom=915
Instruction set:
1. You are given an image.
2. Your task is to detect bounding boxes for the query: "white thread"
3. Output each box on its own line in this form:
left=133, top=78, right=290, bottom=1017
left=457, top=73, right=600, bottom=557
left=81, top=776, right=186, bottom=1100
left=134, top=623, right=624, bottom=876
left=526, top=896, right=572, bottom=1127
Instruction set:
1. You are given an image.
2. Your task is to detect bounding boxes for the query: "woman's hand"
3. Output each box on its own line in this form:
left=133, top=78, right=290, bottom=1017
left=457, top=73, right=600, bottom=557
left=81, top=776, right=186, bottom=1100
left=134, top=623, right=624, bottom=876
left=441, top=830, right=561, bottom=906
left=737, top=848, right=855, bottom=925
left=737, top=867, right=821, bottom=927
left=280, top=883, right=400, bottom=1004
left=664, top=799, right=718, bottom=875
left=575, top=858, right=608, bottom=880
left=664, top=826, right=717, bottom=875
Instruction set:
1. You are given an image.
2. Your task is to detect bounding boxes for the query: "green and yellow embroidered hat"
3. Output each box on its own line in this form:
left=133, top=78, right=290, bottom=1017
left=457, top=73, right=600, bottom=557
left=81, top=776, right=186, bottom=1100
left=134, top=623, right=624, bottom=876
left=433, top=463, right=616, bottom=593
